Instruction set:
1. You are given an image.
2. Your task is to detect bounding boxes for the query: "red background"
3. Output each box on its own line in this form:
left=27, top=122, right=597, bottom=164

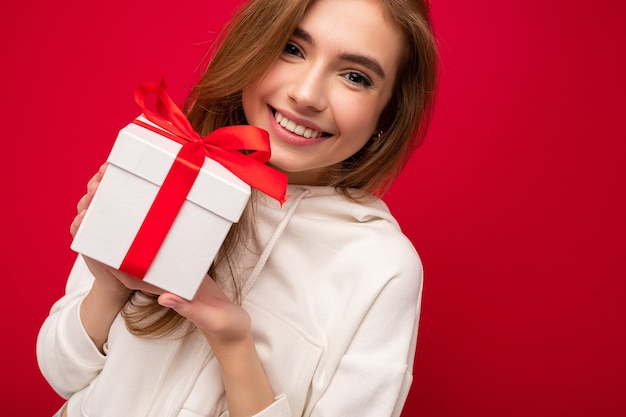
left=2, top=1, right=625, bottom=416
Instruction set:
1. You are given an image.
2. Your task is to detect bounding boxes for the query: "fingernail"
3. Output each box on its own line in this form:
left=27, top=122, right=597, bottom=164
left=158, top=298, right=179, bottom=308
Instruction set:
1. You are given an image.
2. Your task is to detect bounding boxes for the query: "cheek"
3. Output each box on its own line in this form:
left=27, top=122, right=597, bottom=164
left=241, top=89, right=256, bottom=120
left=242, top=64, right=285, bottom=105
left=334, top=98, right=381, bottom=139
left=242, top=75, right=281, bottom=125
left=241, top=92, right=268, bottom=131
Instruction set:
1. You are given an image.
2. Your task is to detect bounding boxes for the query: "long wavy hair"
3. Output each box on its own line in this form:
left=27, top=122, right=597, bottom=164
left=122, top=0, right=439, bottom=337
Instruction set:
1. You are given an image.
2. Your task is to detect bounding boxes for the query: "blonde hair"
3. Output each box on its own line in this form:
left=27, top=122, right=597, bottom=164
left=123, top=0, right=438, bottom=337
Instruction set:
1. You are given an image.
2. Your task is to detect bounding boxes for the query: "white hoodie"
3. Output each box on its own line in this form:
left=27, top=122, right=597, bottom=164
left=37, top=184, right=423, bottom=417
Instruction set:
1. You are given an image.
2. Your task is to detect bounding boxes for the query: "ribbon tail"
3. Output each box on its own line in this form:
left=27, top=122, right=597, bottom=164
left=237, top=164, right=288, bottom=204
left=203, top=127, right=287, bottom=204
left=210, top=148, right=288, bottom=204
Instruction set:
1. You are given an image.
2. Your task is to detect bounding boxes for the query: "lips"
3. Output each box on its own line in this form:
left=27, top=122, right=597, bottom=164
left=274, top=111, right=327, bottom=139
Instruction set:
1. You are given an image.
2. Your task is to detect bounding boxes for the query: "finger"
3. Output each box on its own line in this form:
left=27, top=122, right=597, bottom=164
left=157, top=293, right=195, bottom=321
left=70, top=209, right=86, bottom=237
left=157, top=291, right=225, bottom=326
left=76, top=193, right=90, bottom=213
left=157, top=293, right=184, bottom=309
left=86, top=170, right=102, bottom=194
left=85, top=162, right=107, bottom=194
left=77, top=176, right=100, bottom=213
left=71, top=163, right=107, bottom=236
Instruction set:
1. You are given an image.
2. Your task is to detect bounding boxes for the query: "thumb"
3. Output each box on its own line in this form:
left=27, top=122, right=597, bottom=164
left=158, top=293, right=189, bottom=315
left=157, top=292, right=217, bottom=330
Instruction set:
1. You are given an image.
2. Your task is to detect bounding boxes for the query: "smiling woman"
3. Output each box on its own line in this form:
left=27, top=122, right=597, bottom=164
left=36, top=0, right=438, bottom=416
left=242, top=0, right=404, bottom=186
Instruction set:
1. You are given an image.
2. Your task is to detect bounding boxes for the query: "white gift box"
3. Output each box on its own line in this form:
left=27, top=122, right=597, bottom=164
left=71, top=115, right=251, bottom=300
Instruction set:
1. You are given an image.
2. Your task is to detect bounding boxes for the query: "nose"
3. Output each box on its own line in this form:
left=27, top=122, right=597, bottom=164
left=287, top=64, right=328, bottom=112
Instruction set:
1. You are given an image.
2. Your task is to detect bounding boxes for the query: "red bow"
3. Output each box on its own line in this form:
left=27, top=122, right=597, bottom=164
left=119, top=81, right=287, bottom=279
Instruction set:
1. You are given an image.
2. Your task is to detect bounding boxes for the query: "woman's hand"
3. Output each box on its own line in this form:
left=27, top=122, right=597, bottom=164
left=70, top=163, right=106, bottom=238
left=158, top=277, right=251, bottom=347
left=158, top=279, right=276, bottom=417
left=73, top=165, right=275, bottom=413
left=72, top=164, right=160, bottom=352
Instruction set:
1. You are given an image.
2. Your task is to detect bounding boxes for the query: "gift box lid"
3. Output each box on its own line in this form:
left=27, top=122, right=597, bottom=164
left=107, top=115, right=251, bottom=223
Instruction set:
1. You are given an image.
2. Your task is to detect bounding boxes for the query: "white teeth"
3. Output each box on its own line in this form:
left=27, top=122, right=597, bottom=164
left=274, top=111, right=323, bottom=138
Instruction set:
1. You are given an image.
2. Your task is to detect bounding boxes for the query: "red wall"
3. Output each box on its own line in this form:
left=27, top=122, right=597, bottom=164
left=2, top=1, right=624, bottom=416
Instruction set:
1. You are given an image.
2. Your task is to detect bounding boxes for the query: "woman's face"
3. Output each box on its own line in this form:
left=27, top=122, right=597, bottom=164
left=242, top=0, right=404, bottom=185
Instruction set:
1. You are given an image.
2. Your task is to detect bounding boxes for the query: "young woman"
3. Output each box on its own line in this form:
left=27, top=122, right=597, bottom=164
left=37, top=0, right=438, bottom=416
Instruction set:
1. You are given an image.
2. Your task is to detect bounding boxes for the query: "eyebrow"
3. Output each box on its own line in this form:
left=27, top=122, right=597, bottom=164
left=293, top=27, right=386, bottom=79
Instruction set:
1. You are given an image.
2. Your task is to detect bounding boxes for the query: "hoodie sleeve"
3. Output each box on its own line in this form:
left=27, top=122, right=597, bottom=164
left=36, top=256, right=107, bottom=399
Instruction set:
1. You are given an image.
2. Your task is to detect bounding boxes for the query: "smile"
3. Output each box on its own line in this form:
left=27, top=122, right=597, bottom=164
left=274, top=111, right=326, bottom=139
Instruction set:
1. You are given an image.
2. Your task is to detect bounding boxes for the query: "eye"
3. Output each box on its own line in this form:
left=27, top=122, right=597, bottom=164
left=344, top=71, right=373, bottom=88
left=283, top=42, right=303, bottom=58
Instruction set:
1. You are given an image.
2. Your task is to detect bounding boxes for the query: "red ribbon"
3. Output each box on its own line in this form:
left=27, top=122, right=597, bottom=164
left=119, top=81, right=287, bottom=279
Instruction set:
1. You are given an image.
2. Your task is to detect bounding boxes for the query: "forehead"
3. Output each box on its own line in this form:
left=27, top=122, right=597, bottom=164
left=299, top=0, right=404, bottom=78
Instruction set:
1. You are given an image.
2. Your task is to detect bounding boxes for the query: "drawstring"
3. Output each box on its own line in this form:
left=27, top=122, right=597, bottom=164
left=242, top=188, right=310, bottom=298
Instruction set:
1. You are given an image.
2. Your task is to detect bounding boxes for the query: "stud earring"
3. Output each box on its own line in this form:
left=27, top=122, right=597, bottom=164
left=371, top=130, right=384, bottom=140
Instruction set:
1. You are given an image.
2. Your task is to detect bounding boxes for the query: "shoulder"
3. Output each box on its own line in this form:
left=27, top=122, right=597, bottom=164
left=330, top=191, right=422, bottom=275
left=350, top=218, right=423, bottom=295
left=261, top=185, right=423, bottom=287
left=305, top=188, right=423, bottom=287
